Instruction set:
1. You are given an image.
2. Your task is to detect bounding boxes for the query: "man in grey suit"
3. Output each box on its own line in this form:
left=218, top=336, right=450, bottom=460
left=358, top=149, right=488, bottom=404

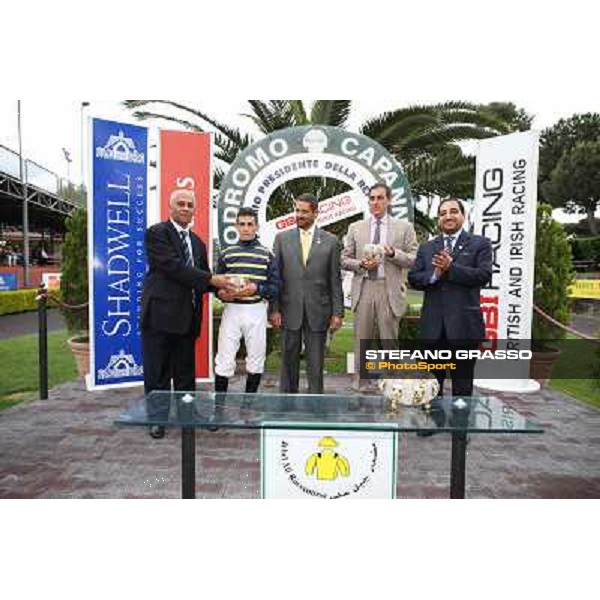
left=341, top=183, right=418, bottom=391
left=270, top=193, right=344, bottom=394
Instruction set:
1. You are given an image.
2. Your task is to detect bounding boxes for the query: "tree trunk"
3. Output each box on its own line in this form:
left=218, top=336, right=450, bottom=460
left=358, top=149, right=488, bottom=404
left=587, top=207, right=598, bottom=235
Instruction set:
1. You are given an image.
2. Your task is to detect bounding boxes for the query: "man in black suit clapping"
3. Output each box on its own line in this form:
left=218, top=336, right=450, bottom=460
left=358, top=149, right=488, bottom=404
left=408, top=198, right=492, bottom=398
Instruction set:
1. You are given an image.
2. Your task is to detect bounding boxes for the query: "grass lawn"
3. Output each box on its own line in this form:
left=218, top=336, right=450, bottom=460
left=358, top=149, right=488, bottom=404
left=0, top=330, right=77, bottom=411
left=549, top=380, right=599, bottom=409
left=546, top=333, right=600, bottom=410
left=1, top=313, right=596, bottom=412
left=265, top=325, right=354, bottom=374
left=407, top=290, right=423, bottom=306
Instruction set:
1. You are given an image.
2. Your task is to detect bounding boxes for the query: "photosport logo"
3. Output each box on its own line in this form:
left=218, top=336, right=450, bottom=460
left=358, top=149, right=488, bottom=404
left=96, top=130, right=145, bottom=164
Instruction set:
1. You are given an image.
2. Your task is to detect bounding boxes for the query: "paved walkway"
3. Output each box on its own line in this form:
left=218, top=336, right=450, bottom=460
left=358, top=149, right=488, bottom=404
left=0, top=374, right=598, bottom=499
left=0, top=309, right=67, bottom=340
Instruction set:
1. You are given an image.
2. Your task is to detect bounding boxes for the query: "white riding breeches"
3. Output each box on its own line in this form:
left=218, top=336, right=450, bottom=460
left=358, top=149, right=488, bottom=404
left=215, top=302, right=268, bottom=378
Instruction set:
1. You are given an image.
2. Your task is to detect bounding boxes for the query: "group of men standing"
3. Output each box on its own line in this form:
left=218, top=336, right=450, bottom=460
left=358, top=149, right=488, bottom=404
left=140, top=183, right=492, bottom=438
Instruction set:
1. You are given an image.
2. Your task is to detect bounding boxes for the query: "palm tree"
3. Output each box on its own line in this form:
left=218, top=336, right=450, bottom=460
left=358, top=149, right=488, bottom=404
left=123, top=100, right=524, bottom=234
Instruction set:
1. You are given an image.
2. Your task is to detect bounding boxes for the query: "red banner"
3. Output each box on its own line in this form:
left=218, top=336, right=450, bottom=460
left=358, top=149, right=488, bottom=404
left=160, top=130, right=213, bottom=380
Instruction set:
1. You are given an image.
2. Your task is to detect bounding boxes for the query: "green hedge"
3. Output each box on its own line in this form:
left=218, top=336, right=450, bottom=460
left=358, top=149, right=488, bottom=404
left=0, top=289, right=64, bottom=316
left=569, top=236, right=600, bottom=263
left=0, top=289, right=40, bottom=315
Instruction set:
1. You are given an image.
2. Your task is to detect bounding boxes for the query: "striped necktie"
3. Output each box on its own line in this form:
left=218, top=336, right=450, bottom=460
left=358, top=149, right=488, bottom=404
left=368, top=219, right=382, bottom=280
left=179, top=230, right=193, bottom=267
left=444, top=235, right=454, bottom=253
left=180, top=230, right=196, bottom=307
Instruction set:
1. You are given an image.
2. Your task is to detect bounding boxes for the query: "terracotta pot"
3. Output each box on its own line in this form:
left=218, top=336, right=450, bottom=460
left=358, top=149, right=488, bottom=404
left=67, top=335, right=90, bottom=378
left=530, top=347, right=562, bottom=386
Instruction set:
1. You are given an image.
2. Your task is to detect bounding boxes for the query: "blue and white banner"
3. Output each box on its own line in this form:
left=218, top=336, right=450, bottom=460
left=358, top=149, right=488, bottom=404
left=0, top=273, right=18, bottom=291
left=89, top=118, right=148, bottom=389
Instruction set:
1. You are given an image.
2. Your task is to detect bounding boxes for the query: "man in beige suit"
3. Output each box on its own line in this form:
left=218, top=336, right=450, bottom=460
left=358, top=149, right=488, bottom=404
left=341, top=183, right=418, bottom=391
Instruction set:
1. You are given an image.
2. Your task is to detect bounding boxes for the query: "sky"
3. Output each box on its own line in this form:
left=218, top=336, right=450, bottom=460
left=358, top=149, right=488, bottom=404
left=0, top=98, right=597, bottom=184
left=1, top=97, right=596, bottom=223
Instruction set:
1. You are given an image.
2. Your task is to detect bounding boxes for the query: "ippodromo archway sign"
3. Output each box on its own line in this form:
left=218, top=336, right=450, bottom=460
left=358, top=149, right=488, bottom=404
left=216, top=125, right=414, bottom=249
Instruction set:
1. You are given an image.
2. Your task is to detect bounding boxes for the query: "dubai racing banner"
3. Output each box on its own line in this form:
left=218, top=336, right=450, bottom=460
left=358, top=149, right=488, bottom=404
left=473, top=131, right=539, bottom=383
left=89, top=118, right=148, bottom=389
left=159, top=130, right=213, bottom=380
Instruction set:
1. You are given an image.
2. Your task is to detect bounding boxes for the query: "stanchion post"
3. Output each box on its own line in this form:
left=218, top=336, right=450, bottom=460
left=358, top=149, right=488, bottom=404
left=37, top=283, right=48, bottom=400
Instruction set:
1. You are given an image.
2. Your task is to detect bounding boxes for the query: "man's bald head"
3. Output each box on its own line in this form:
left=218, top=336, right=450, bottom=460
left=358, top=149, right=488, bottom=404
left=169, top=189, right=195, bottom=227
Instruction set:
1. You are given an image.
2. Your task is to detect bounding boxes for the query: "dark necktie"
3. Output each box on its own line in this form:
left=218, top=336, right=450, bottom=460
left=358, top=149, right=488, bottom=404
left=179, top=230, right=193, bottom=267
left=180, top=230, right=196, bottom=308
left=445, top=235, right=454, bottom=253
left=372, top=219, right=382, bottom=245
left=369, top=219, right=382, bottom=280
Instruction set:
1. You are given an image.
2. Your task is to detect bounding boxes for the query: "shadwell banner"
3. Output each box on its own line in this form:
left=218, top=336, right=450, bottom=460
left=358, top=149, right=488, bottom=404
left=89, top=121, right=213, bottom=388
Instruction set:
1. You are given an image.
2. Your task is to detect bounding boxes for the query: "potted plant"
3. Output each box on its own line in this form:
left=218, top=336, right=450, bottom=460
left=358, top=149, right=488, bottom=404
left=531, top=203, right=575, bottom=384
left=59, top=208, right=90, bottom=377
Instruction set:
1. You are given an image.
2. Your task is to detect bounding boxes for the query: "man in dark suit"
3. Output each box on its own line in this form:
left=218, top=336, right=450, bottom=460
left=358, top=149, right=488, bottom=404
left=269, top=193, right=344, bottom=394
left=141, top=189, right=233, bottom=438
left=408, top=198, right=492, bottom=397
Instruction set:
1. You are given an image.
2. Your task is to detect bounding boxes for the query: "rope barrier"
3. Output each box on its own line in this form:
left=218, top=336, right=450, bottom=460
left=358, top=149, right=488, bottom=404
left=33, top=284, right=597, bottom=341
left=36, top=284, right=88, bottom=310
left=533, top=304, right=599, bottom=342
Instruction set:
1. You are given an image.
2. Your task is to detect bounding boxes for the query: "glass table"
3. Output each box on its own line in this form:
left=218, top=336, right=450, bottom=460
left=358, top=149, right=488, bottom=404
left=115, top=391, right=543, bottom=499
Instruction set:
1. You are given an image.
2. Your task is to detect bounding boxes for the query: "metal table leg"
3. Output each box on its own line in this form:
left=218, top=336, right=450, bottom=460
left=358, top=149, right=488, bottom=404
left=450, top=432, right=467, bottom=499
left=182, top=427, right=196, bottom=499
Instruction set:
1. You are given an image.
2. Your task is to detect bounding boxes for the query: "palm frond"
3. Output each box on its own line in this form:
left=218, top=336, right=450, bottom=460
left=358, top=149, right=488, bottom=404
left=288, top=100, right=309, bottom=125
left=360, top=107, right=439, bottom=144
left=406, top=149, right=476, bottom=199
left=123, top=100, right=244, bottom=145
left=437, top=108, right=511, bottom=134
left=364, top=113, right=440, bottom=152
left=123, top=100, right=160, bottom=109
left=129, top=110, right=250, bottom=164
left=213, top=167, right=225, bottom=190
left=130, top=111, right=204, bottom=132
left=397, top=125, right=498, bottom=159
left=310, top=100, right=352, bottom=127
left=245, top=100, right=298, bottom=133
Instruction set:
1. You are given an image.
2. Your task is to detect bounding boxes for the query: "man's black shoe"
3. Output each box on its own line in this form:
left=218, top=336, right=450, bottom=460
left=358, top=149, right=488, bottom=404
left=149, top=425, right=166, bottom=439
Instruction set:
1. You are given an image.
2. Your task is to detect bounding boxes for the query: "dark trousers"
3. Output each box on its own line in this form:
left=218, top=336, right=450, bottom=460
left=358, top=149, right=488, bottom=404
left=142, top=329, right=197, bottom=395
left=426, top=329, right=477, bottom=398
left=280, top=319, right=327, bottom=394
